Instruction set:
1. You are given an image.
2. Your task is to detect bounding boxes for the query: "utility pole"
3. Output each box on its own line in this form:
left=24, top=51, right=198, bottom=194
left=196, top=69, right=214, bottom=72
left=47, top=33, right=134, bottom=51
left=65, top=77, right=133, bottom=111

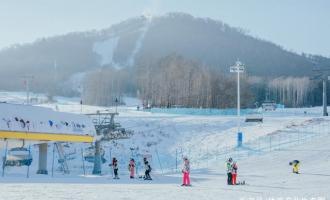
left=230, top=60, right=245, bottom=147
left=312, top=67, right=330, bottom=116
left=115, top=97, right=118, bottom=113
left=22, top=75, right=34, bottom=104
left=54, top=60, right=57, bottom=82
left=323, top=79, right=328, bottom=116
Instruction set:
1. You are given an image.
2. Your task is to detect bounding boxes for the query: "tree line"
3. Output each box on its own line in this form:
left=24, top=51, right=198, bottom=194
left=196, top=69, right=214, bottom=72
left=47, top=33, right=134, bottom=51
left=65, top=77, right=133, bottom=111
left=82, top=54, right=327, bottom=108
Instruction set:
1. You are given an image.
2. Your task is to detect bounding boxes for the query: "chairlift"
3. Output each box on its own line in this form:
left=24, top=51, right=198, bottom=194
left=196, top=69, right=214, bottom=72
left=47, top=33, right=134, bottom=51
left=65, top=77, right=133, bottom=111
left=4, top=147, right=32, bottom=167
left=83, top=146, right=106, bottom=163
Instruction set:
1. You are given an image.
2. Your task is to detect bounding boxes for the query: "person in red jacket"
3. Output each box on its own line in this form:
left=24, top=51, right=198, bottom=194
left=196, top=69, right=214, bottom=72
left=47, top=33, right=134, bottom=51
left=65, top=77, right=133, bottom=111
left=231, top=161, right=238, bottom=185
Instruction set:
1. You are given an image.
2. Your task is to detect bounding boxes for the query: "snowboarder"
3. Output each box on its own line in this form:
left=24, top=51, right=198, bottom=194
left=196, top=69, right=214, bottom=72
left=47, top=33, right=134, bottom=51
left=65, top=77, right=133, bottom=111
left=109, top=157, right=119, bottom=179
left=289, top=160, right=300, bottom=174
left=226, top=157, right=233, bottom=185
left=128, top=158, right=135, bottom=179
left=181, top=157, right=191, bottom=186
left=143, top=157, right=152, bottom=180
left=231, top=161, right=238, bottom=185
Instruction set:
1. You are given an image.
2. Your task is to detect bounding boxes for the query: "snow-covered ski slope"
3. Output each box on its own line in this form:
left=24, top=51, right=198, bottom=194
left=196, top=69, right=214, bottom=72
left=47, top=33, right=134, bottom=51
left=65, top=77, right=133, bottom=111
left=0, top=91, right=329, bottom=200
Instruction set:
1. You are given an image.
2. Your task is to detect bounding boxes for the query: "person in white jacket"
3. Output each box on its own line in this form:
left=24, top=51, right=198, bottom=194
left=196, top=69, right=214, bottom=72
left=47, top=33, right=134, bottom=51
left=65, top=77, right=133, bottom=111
left=226, top=157, right=233, bottom=185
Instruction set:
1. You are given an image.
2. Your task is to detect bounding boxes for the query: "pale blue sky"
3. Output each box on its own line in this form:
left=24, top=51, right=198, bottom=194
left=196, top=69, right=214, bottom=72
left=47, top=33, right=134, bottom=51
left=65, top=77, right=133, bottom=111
left=0, top=0, right=329, bottom=56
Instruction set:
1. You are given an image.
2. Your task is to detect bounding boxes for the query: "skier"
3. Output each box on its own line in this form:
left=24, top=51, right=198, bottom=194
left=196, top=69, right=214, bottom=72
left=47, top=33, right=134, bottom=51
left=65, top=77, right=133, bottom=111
left=231, top=161, right=238, bottom=185
left=289, top=160, right=300, bottom=174
left=143, top=157, right=152, bottom=180
left=128, top=158, right=135, bottom=179
left=181, top=157, right=191, bottom=186
left=226, top=157, right=233, bottom=185
left=109, top=157, right=119, bottom=179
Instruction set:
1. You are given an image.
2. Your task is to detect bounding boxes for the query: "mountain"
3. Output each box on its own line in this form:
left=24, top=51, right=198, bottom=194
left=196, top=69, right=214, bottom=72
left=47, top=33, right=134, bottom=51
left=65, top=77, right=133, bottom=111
left=0, top=12, right=329, bottom=95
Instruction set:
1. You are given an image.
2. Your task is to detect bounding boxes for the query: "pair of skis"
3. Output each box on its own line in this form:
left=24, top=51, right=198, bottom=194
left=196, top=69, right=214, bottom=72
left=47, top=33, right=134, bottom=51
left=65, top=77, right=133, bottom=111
left=138, top=175, right=153, bottom=180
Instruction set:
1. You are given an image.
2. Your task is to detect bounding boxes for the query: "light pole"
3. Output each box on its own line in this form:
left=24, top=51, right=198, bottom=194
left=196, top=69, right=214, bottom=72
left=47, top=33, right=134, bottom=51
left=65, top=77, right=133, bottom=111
left=230, top=60, right=245, bottom=147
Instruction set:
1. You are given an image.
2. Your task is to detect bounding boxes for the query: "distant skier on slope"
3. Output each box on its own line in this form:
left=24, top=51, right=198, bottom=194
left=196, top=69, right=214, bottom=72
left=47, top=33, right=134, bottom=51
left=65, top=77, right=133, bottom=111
left=181, top=157, right=191, bottom=186
left=226, top=157, right=233, bottom=185
left=289, top=160, right=300, bottom=174
left=109, top=157, right=119, bottom=179
left=128, top=158, right=135, bottom=179
left=231, top=161, right=238, bottom=185
left=143, top=157, right=152, bottom=180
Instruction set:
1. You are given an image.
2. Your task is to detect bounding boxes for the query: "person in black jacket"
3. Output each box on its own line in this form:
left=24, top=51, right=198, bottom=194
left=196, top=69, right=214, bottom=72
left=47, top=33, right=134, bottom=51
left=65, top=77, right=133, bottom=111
left=109, top=157, right=119, bottom=179
left=143, top=157, right=152, bottom=180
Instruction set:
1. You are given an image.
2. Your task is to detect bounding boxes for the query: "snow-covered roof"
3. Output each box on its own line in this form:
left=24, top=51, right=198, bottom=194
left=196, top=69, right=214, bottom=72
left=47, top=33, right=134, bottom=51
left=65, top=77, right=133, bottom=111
left=0, top=103, right=96, bottom=137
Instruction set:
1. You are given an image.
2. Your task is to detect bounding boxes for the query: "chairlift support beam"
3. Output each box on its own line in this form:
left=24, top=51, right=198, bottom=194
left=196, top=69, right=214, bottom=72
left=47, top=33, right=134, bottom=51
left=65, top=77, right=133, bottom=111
left=86, top=110, right=133, bottom=175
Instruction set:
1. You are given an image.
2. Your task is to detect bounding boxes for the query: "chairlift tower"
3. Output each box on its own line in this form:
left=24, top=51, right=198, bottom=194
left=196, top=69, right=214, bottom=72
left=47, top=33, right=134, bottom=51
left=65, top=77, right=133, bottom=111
left=86, top=110, right=133, bottom=175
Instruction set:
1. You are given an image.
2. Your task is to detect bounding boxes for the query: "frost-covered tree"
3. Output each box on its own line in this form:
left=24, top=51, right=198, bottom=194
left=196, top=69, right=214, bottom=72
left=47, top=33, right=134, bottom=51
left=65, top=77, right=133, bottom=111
left=268, top=76, right=312, bottom=107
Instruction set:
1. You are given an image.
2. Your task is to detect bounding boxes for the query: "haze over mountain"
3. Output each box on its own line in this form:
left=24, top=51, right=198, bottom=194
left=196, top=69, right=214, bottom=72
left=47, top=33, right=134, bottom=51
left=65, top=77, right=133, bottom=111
left=0, top=13, right=328, bottom=103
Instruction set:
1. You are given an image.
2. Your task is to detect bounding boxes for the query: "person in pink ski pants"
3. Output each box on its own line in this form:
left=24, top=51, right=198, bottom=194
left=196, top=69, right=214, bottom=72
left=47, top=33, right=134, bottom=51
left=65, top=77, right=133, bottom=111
left=231, top=161, right=238, bottom=185
left=128, top=158, right=135, bottom=179
left=181, top=157, right=191, bottom=186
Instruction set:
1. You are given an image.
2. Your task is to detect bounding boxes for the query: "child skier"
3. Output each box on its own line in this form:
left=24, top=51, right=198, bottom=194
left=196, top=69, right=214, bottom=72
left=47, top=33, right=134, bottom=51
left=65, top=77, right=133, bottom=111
left=231, top=161, right=238, bottom=185
left=128, top=158, right=135, bottom=179
left=109, top=157, right=119, bottom=179
left=226, top=157, right=233, bottom=185
left=181, top=157, right=191, bottom=186
left=143, top=157, right=152, bottom=180
left=289, top=160, right=300, bottom=174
